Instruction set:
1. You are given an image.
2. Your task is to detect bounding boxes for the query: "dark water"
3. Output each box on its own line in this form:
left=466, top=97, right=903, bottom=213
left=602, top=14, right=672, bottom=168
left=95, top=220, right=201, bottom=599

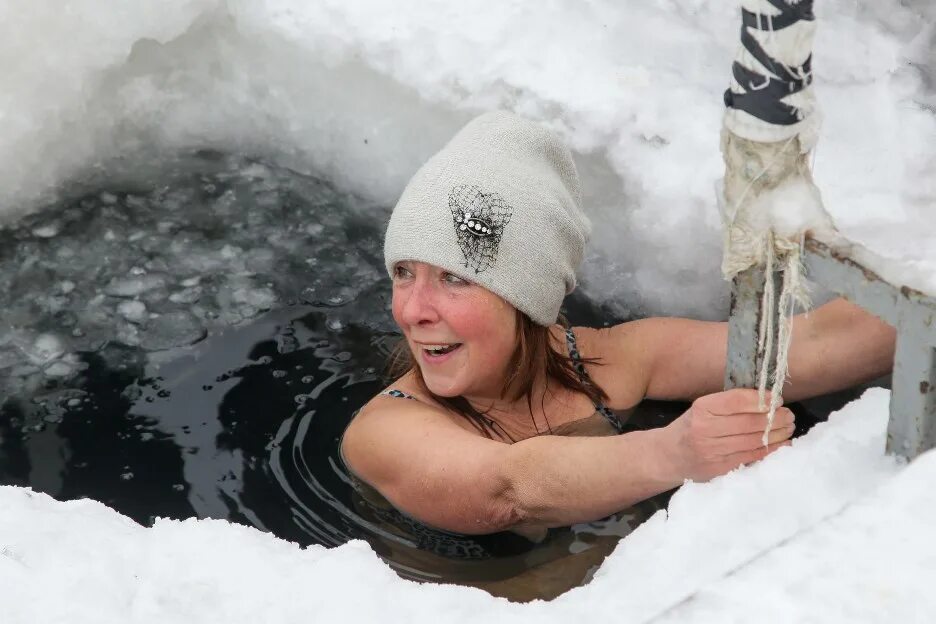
left=0, top=153, right=859, bottom=602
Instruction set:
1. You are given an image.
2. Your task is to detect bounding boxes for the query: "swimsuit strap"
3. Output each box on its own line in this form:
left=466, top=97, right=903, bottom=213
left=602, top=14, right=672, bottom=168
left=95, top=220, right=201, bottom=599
left=380, top=388, right=417, bottom=400
left=565, top=328, right=624, bottom=433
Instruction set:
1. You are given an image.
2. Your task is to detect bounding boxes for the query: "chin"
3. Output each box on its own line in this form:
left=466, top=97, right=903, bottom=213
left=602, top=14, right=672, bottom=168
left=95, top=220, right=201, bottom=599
left=422, top=379, right=462, bottom=398
left=420, top=372, right=465, bottom=398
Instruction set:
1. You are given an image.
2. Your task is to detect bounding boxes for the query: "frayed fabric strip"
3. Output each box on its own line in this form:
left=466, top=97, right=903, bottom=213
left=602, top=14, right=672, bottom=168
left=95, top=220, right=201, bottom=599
left=720, top=0, right=832, bottom=445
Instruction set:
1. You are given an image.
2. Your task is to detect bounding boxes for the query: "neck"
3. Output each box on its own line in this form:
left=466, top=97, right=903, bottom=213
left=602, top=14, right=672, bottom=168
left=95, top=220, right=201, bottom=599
left=459, top=324, right=568, bottom=427
left=461, top=368, right=555, bottom=434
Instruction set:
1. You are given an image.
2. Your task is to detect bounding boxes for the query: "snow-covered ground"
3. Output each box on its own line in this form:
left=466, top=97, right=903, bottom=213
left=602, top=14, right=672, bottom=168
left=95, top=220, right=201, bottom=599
left=2, top=0, right=935, bottom=620
left=5, top=389, right=934, bottom=623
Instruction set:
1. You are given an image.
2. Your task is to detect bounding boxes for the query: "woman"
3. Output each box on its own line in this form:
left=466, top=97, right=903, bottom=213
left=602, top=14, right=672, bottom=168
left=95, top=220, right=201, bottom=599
left=341, top=111, right=895, bottom=539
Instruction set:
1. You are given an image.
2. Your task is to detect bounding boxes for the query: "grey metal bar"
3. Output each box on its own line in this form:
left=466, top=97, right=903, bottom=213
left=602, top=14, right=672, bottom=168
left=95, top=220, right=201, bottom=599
left=724, top=266, right=781, bottom=390
left=803, top=237, right=900, bottom=326
left=886, top=310, right=936, bottom=457
left=802, top=236, right=936, bottom=460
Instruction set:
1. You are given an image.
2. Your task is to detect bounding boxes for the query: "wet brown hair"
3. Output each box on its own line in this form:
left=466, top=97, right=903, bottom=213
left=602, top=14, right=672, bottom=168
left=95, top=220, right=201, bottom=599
left=386, top=309, right=607, bottom=441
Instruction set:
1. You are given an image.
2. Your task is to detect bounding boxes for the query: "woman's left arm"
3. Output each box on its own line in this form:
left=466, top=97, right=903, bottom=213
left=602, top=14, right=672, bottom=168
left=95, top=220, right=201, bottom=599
left=781, top=298, right=895, bottom=401
left=600, top=298, right=896, bottom=404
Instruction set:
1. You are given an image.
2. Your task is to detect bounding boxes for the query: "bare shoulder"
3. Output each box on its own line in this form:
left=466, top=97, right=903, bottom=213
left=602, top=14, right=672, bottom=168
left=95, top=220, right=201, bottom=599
left=566, top=316, right=729, bottom=406
left=339, top=385, right=515, bottom=534
left=588, top=317, right=728, bottom=402
left=562, top=323, right=653, bottom=410
left=340, top=384, right=489, bottom=486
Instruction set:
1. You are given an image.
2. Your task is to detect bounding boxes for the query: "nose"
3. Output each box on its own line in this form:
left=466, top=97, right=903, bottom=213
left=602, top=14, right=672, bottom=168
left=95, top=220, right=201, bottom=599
left=397, top=275, right=441, bottom=327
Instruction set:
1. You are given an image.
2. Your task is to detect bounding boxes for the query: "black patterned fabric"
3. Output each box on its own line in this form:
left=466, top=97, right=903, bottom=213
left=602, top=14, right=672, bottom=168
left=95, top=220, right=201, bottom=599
left=724, top=0, right=814, bottom=126
left=380, top=389, right=416, bottom=400
left=564, top=329, right=624, bottom=433
left=448, top=184, right=513, bottom=274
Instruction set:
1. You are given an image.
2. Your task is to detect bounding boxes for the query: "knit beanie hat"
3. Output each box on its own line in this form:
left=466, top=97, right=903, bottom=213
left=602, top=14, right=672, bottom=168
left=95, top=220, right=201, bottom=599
left=384, top=111, right=590, bottom=326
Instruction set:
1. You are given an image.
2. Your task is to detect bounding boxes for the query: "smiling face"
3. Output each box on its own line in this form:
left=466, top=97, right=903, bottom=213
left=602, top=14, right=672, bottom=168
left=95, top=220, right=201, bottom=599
left=391, top=261, right=518, bottom=399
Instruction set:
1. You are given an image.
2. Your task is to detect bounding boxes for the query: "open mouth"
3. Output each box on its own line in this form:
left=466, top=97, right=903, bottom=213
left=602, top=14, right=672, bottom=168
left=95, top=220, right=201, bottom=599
left=421, top=343, right=462, bottom=357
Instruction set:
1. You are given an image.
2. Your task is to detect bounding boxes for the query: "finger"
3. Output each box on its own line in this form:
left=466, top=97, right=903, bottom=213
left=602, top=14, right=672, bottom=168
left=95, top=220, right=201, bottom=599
left=726, top=439, right=792, bottom=467
left=713, top=425, right=795, bottom=454
left=710, top=408, right=795, bottom=436
left=696, top=388, right=782, bottom=415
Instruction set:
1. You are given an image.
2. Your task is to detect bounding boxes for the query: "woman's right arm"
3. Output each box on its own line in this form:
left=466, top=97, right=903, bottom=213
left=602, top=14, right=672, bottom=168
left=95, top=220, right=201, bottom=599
left=341, top=389, right=794, bottom=535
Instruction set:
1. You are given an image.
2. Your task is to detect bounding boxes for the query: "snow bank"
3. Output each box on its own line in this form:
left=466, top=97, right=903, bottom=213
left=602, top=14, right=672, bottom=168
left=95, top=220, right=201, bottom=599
left=4, top=389, right=934, bottom=622
left=0, top=0, right=932, bottom=317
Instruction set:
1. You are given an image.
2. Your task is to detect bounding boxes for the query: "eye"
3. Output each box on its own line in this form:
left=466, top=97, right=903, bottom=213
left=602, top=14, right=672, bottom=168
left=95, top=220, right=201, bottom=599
left=393, top=265, right=413, bottom=279
left=442, top=272, right=467, bottom=285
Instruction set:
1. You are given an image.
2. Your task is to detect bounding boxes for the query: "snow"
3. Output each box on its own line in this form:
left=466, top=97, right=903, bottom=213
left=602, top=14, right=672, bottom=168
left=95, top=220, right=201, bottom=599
left=1, top=0, right=934, bottom=619
left=4, top=389, right=935, bottom=622
left=0, top=0, right=932, bottom=318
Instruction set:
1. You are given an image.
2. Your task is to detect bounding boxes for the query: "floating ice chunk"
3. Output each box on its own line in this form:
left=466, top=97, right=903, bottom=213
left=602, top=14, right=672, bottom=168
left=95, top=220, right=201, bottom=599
left=125, top=195, right=147, bottom=209
left=169, top=287, right=202, bottom=304
left=144, top=257, right=170, bottom=272
left=239, top=163, right=272, bottom=179
left=239, top=305, right=260, bottom=320
left=105, top=273, right=169, bottom=297
left=139, top=311, right=207, bottom=352
left=99, top=192, right=118, bottom=205
left=245, top=248, right=275, bottom=273
left=10, top=364, right=40, bottom=378
left=31, top=221, right=61, bottom=238
left=220, top=244, right=242, bottom=260
left=236, top=286, right=276, bottom=310
left=44, top=361, right=74, bottom=378
left=39, top=294, right=69, bottom=315
left=28, top=334, right=65, bottom=365
left=116, top=322, right=141, bottom=347
left=117, top=300, right=148, bottom=323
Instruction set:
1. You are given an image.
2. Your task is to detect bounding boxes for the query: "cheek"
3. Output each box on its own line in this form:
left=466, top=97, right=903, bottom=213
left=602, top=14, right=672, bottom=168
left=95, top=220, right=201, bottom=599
left=450, top=297, right=516, bottom=362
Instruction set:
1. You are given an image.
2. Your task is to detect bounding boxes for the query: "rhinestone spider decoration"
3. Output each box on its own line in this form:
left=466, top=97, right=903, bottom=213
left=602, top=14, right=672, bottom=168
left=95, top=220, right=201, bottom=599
left=448, top=184, right=512, bottom=274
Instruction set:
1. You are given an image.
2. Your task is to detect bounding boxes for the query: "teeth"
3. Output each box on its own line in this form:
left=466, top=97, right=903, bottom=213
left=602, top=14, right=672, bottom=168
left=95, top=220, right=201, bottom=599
left=423, top=343, right=459, bottom=355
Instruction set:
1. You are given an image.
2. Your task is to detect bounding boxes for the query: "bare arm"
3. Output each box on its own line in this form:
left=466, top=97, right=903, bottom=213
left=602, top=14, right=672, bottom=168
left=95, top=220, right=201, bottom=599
left=341, top=391, right=792, bottom=534
left=597, top=298, right=895, bottom=405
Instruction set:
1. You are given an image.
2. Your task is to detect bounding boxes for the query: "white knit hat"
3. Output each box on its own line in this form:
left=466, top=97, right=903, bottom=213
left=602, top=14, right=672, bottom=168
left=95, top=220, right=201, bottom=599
left=384, top=111, right=590, bottom=326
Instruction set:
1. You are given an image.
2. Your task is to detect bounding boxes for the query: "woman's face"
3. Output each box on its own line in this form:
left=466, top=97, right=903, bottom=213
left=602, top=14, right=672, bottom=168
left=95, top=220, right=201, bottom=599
left=391, top=261, right=517, bottom=399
